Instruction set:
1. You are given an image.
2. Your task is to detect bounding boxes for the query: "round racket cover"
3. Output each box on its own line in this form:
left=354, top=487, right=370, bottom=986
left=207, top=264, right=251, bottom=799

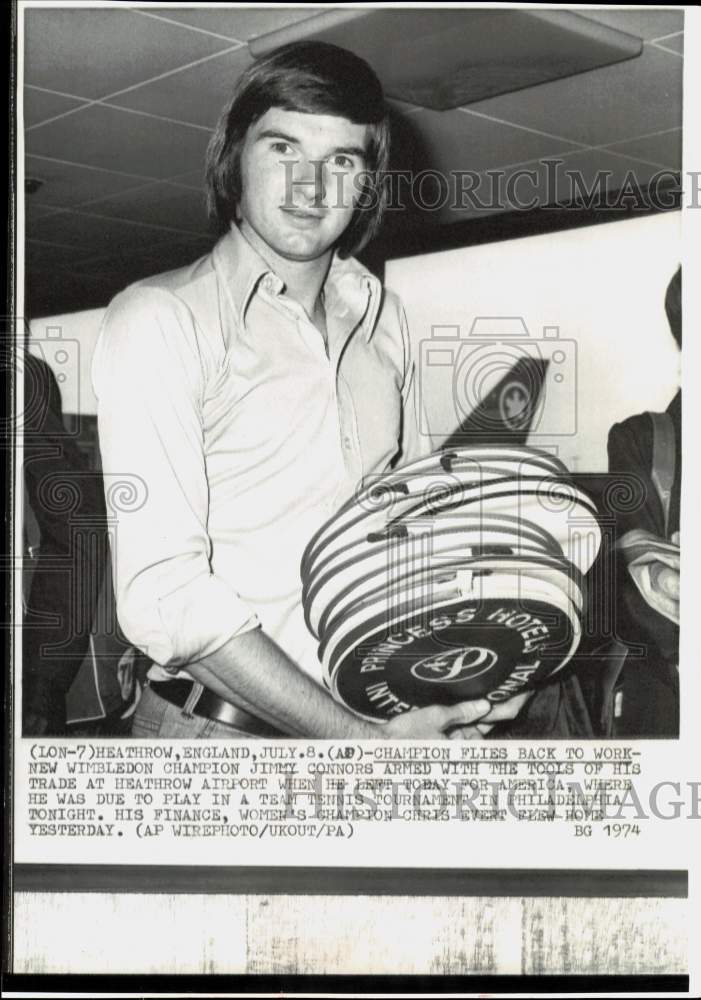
left=325, top=580, right=580, bottom=721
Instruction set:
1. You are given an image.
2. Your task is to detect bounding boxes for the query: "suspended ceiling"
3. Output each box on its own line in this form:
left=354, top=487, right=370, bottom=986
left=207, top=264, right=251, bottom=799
left=21, top=5, right=683, bottom=317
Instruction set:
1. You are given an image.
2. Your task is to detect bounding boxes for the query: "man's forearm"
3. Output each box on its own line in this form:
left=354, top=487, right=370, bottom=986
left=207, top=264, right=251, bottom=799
left=187, top=627, right=380, bottom=738
left=187, top=626, right=497, bottom=740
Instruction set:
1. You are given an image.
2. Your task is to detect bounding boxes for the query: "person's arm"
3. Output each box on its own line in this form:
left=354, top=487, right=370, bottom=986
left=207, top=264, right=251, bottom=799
left=23, top=354, right=108, bottom=735
left=188, top=628, right=493, bottom=739
left=618, top=531, right=679, bottom=625
left=93, top=286, right=492, bottom=739
left=607, top=417, right=660, bottom=538
left=607, top=419, right=679, bottom=653
left=93, top=285, right=263, bottom=670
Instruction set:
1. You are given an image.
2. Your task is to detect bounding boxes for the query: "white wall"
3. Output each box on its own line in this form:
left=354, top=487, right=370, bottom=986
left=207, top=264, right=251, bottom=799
left=26, top=213, right=681, bottom=469
left=387, top=211, right=682, bottom=471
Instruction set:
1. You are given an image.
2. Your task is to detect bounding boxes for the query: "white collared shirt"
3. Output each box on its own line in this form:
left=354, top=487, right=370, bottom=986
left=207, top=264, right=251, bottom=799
left=92, top=225, right=424, bottom=685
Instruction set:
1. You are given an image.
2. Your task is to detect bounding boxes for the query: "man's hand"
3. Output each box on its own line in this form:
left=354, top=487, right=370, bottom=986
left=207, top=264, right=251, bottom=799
left=192, top=628, right=493, bottom=739
left=445, top=691, right=534, bottom=740
left=191, top=629, right=533, bottom=739
left=192, top=631, right=499, bottom=739
left=382, top=699, right=491, bottom=739
left=619, top=528, right=680, bottom=624
left=653, top=530, right=681, bottom=601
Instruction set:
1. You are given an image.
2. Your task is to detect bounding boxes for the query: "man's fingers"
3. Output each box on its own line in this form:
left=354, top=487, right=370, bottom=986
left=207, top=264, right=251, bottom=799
left=440, top=699, right=491, bottom=728
left=629, top=563, right=680, bottom=624
left=448, top=725, right=485, bottom=740
left=480, top=691, right=532, bottom=723
left=650, top=551, right=680, bottom=571
left=628, top=548, right=680, bottom=571
left=383, top=697, right=515, bottom=738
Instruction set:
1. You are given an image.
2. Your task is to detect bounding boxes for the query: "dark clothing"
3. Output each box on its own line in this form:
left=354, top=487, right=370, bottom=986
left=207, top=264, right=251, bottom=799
left=489, top=671, right=597, bottom=739
left=608, top=392, right=681, bottom=540
left=606, top=391, right=680, bottom=737
left=22, top=353, right=108, bottom=734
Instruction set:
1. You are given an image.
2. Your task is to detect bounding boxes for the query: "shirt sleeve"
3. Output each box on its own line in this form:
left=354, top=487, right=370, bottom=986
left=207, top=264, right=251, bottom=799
left=397, top=300, right=433, bottom=467
left=91, top=284, right=259, bottom=668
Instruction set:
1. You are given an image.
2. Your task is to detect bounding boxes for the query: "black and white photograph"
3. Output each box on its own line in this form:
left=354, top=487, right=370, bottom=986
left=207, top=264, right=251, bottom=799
left=6, top=1, right=699, bottom=993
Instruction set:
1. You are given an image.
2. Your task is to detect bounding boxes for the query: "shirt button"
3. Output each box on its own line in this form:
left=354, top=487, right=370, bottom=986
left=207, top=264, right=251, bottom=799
left=343, top=436, right=352, bottom=449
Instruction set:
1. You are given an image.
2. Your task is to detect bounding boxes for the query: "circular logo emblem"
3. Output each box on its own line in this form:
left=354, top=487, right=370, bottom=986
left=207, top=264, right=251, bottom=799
left=499, top=380, right=532, bottom=430
left=411, top=646, right=498, bottom=683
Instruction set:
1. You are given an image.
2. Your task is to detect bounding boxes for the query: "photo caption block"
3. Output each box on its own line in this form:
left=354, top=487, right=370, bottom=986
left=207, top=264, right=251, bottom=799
left=14, top=739, right=694, bottom=868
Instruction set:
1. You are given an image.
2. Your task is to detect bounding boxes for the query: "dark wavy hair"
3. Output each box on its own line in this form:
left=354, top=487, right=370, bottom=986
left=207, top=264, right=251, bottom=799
left=665, top=265, right=681, bottom=348
left=205, top=41, right=390, bottom=259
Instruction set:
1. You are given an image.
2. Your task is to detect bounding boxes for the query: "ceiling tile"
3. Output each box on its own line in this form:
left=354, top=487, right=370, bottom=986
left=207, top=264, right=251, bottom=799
left=24, top=208, right=70, bottom=242
left=21, top=3, right=685, bottom=318
left=256, top=8, right=643, bottom=111
left=578, top=9, right=684, bottom=41
left=139, top=7, right=323, bottom=42
left=437, top=147, right=675, bottom=222
left=25, top=155, right=155, bottom=208
left=165, top=169, right=206, bottom=189
left=24, top=7, right=234, bottom=100
left=461, top=43, right=682, bottom=149
left=27, top=104, right=211, bottom=179
left=81, top=182, right=212, bottom=236
left=26, top=239, right=97, bottom=271
left=404, top=107, right=580, bottom=179
left=605, top=130, right=682, bottom=171
left=535, top=148, right=667, bottom=207
left=26, top=267, right=122, bottom=317
left=387, top=98, right=424, bottom=115
left=75, top=237, right=216, bottom=283
left=27, top=209, right=182, bottom=255
left=24, top=87, right=88, bottom=128
left=23, top=203, right=59, bottom=227
left=26, top=230, right=217, bottom=319
left=550, top=148, right=675, bottom=210
left=652, top=34, right=684, bottom=56
left=112, top=46, right=253, bottom=129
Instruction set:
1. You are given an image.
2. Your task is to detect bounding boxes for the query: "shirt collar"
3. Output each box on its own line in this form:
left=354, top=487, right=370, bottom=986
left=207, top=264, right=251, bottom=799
left=212, top=224, right=383, bottom=341
left=212, top=224, right=282, bottom=329
left=325, top=252, right=383, bottom=344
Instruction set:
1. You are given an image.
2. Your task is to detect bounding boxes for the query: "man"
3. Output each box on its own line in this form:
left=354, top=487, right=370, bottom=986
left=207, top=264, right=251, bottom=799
left=23, top=352, right=110, bottom=735
left=607, top=266, right=681, bottom=737
left=93, top=41, right=524, bottom=739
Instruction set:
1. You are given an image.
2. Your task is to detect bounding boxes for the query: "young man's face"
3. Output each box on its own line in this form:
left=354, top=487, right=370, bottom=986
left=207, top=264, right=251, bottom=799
left=237, top=107, right=369, bottom=264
